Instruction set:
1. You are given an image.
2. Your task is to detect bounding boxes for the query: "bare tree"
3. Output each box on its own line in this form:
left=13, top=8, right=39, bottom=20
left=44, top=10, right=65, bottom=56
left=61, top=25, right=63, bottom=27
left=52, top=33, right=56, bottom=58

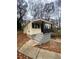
left=29, top=2, right=44, bottom=19
left=17, top=0, right=28, bottom=30
left=43, top=2, right=55, bottom=20
left=29, top=2, right=54, bottom=20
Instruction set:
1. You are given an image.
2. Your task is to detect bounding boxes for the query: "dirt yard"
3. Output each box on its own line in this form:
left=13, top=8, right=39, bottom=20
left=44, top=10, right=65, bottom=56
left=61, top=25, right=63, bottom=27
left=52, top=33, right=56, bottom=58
left=35, top=39, right=61, bottom=53
left=17, top=31, right=30, bottom=49
left=17, top=31, right=61, bottom=59
left=17, top=51, right=32, bottom=59
left=17, top=31, right=32, bottom=59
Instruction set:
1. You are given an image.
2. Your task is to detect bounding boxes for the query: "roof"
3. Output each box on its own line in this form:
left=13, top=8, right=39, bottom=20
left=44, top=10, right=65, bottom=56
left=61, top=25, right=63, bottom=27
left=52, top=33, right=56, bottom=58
left=30, top=19, right=53, bottom=24
left=22, top=19, right=53, bottom=28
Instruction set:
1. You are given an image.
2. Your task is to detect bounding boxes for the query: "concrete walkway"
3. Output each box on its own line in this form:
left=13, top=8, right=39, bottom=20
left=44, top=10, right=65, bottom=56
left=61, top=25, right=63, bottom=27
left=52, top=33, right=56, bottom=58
left=19, top=40, right=61, bottom=59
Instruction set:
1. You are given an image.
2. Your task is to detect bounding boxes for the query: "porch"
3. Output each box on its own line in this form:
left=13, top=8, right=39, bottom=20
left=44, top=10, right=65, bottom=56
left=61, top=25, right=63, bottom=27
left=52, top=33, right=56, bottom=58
left=31, top=19, right=52, bottom=33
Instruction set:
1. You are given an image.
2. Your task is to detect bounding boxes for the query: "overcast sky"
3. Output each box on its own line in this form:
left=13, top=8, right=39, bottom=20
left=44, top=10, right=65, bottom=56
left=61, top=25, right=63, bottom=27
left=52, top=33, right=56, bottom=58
left=25, top=0, right=57, bottom=3
left=24, top=0, right=60, bottom=20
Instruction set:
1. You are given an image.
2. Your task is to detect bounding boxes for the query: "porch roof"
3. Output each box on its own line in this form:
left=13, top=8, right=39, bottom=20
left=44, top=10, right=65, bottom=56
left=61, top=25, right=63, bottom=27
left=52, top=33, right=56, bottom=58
left=30, top=19, right=53, bottom=24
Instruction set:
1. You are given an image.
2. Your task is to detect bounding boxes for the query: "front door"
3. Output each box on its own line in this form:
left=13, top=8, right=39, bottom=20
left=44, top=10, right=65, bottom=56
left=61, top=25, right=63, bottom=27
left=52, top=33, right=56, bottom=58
left=41, top=22, right=52, bottom=33
left=41, top=21, right=44, bottom=33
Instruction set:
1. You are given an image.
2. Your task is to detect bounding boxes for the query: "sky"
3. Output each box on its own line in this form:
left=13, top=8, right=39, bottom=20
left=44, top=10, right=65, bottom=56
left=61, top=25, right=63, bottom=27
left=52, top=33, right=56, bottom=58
left=24, top=0, right=61, bottom=20
left=25, top=0, right=57, bottom=3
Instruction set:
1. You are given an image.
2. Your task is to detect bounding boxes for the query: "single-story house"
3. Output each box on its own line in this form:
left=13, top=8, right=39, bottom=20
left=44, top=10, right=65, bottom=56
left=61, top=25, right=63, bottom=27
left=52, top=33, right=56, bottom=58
left=23, top=19, right=53, bottom=35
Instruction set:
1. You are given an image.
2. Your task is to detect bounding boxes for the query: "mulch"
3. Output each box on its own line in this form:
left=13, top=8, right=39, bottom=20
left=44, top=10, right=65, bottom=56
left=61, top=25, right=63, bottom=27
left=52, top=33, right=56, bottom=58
left=17, top=31, right=30, bottom=50
left=35, top=39, right=61, bottom=53
left=17, top=31, right=32, bottom=59
left=17, top=31, right=61, bottom=59
left=17, top=51, right=32, bottom=59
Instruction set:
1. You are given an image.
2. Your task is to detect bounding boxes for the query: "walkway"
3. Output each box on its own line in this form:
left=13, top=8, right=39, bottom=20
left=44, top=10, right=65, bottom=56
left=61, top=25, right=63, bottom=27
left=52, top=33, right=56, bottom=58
left=19, top=40, right=61, bottom=59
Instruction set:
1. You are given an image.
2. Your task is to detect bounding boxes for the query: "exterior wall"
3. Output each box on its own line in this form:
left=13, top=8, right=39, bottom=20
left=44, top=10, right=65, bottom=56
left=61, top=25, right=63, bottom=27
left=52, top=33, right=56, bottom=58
left=29, top=22, right=41, bottom=35
left=23, top=22, right=31, bottom=35
left=30, top=28, right=41, bottom=35
left=23, top=22, right=41, bottom=35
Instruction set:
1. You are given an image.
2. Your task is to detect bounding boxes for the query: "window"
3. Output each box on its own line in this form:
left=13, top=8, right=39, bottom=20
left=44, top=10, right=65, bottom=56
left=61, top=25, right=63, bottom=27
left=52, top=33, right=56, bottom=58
left=32, top=23, right=40, bottom=28
left=44, top=24, right=51, bottom=29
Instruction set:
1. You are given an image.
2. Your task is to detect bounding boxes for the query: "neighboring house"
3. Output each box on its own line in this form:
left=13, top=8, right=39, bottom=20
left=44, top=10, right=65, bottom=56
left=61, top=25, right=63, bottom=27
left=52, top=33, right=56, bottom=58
left=23, top=19, right=53, bottom=35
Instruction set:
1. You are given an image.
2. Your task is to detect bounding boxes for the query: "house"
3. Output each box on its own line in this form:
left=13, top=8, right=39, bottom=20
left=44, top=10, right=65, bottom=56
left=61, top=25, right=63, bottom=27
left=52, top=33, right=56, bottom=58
left=23, top=19, right=53, bottom=35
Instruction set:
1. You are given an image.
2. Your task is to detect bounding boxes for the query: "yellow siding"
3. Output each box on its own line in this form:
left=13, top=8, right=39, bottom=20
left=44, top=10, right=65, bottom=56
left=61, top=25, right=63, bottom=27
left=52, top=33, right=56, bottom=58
left=23, top=22, right=41, bottom=35
left=30, top=22, right=41, bottom=35
left=23, top=22, right=31, bottom=35
left=30, top=28, right=41, bottom=35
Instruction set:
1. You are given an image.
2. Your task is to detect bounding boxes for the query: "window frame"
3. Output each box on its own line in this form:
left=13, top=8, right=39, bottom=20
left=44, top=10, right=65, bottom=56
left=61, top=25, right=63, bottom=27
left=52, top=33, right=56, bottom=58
left=32, top=22, right=41, bottom=29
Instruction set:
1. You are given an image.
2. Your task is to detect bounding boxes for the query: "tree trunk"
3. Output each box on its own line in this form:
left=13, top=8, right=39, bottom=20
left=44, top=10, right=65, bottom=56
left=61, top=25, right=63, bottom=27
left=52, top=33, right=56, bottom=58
left=17, top=18, right=23, bottom=31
